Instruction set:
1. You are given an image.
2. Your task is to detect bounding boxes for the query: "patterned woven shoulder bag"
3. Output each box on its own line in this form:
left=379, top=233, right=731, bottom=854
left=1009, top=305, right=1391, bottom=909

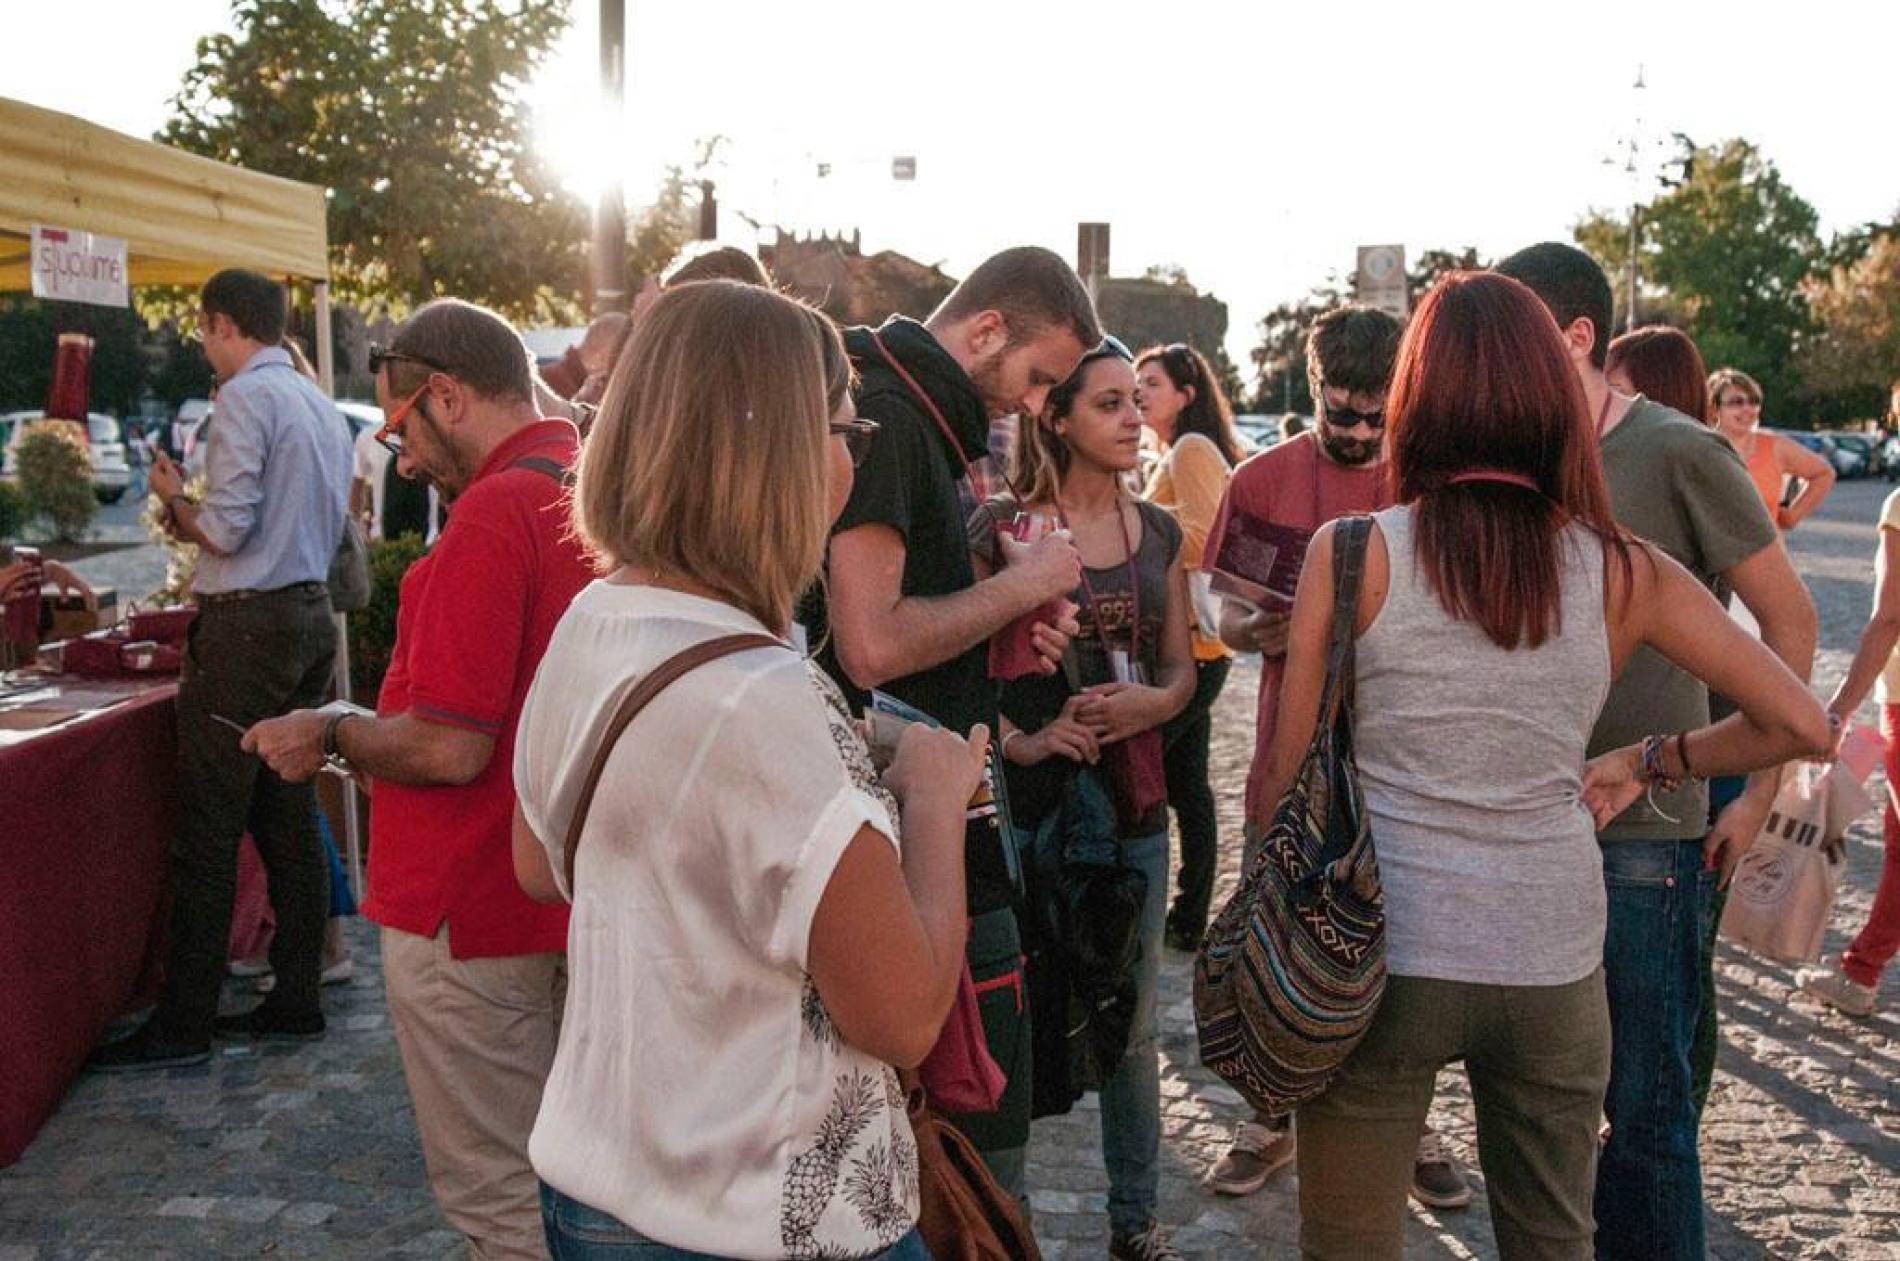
left=1192, top=515, right=1386, bottom=1116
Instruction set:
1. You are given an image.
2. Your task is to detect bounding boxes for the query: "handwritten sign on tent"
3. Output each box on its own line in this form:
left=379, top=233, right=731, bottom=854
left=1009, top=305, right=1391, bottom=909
left=30, top=224, right=129, bottom=308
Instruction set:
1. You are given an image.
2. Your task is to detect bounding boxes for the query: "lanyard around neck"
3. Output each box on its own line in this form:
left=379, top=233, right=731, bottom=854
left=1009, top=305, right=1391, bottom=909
left=1056, top=494, right=1141, bottom=662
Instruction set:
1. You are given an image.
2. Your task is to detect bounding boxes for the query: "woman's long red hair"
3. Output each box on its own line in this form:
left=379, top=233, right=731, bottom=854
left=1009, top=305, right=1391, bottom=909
left=1385, top=272, right=1633, bottom=649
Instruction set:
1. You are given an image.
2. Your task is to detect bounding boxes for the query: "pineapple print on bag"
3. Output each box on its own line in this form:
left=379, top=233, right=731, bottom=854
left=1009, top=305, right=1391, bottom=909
left=781, top=1072, right=884, bottom=1259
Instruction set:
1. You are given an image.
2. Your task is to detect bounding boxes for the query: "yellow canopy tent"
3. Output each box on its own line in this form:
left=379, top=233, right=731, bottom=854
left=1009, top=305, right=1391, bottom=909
left=0, top=95, right=337, bottom=392
left=0, top=95, right=365, bottom=892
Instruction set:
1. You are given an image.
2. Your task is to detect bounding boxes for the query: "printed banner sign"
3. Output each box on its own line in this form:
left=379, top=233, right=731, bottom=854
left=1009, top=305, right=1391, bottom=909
left=30, top=224, right=129, bottom=308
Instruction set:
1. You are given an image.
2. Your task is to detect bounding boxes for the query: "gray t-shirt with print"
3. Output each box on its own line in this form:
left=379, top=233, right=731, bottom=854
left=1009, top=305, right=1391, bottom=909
left=1588, top=397, right=1779, bottom=840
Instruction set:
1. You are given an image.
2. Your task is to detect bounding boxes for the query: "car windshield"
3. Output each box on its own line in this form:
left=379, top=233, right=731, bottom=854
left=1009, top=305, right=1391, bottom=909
left=87, top=416, right=120, bottom=444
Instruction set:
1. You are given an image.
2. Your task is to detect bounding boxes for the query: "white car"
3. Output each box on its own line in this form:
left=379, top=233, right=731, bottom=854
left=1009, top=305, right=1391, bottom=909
left=2, top=411, right=133, bottom=503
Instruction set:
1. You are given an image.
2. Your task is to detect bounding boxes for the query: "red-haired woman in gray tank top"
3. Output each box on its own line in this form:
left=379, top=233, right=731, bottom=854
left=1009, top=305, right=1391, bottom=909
left=1259, top=272, right=1829, bottom=1261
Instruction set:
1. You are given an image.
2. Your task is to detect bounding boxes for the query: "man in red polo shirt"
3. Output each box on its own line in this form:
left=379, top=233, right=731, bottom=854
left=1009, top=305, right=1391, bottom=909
left=246, top=298, right=592, bottom=1260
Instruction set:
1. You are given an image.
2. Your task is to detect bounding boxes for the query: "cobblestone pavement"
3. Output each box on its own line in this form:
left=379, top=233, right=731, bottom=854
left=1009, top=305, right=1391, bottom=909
left=5, top=482, right=1898, bottom=1258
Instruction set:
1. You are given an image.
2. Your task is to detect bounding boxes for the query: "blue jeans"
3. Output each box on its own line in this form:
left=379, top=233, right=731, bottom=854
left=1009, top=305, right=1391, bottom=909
left=1084, top=830, right=1169, bottom=1236
left=539, top=1183, right=931, bottom=1260
left=1596, top=840, right=1714, bottom=1261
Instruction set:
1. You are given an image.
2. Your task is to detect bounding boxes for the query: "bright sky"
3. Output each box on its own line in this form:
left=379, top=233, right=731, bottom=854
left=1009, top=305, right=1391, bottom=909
left=9, top=0, right=1899, bottom=370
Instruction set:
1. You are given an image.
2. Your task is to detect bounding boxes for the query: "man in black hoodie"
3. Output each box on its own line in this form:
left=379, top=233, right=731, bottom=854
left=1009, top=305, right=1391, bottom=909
left=821, top=245, right=1099, bottom=1193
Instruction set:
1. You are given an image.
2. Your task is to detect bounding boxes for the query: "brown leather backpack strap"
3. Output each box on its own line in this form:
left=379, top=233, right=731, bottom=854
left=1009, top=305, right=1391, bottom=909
left=560, top=631, right=785, bottom=893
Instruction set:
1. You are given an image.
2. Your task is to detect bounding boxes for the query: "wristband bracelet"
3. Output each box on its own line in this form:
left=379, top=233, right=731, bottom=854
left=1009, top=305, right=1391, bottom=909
left=321, top=711, right=352, bottom=769
left=1638, top=734, right=1683, bottom=793
left=1000, top=730, right=1024, bottom=761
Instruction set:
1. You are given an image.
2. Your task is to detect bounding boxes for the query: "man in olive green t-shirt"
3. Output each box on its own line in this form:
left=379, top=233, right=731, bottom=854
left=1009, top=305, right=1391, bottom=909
left=1499, top=244, right=1816, bottom=1261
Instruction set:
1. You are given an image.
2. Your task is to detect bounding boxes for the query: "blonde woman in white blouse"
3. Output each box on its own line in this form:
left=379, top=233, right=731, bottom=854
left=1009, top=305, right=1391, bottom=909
left=512, top=281, right=983, bottom=1261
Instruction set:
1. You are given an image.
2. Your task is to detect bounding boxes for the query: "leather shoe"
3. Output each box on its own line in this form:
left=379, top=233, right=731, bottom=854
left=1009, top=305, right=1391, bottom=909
left=89, top=1024, right=211, bottom=1073
left=213, top=1005, right=325, bottom=1041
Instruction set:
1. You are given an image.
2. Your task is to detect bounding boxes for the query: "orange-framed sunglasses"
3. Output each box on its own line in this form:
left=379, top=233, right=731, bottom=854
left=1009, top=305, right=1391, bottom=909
left=368, top=344, right=449, bottom=456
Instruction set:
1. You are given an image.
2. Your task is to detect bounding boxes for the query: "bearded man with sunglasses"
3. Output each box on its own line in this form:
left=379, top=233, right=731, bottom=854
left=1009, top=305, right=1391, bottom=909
left=243, top=298, right=592, bottom=1260
left=92, top=269, right=353, bottom=1074
left=1201, top=304, right=1472, bottom=1211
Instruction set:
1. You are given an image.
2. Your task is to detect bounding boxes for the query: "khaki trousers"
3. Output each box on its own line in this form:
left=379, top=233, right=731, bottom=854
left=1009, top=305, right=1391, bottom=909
left=1296, top=970, right=1611, bottom=1261
left=383, top=925, right=566, bottom=1261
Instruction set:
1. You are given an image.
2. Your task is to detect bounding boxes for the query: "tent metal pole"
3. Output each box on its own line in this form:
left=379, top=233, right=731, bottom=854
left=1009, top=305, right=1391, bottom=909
left=314, top=277, right=362, bottom=899
left=314, top=280, right=335, bottom=397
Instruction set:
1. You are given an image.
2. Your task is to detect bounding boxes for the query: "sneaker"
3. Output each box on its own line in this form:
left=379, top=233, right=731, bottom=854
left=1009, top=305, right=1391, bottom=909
left=213, top=1005, right=326, bottom=1041
left=1410, top=1130, right=1473, bottom=1210
left=1204, top=1119, right=1295, bottom=1196
left=1797, top=966, right=1878, bottom=1017
left=252, top=956, right=354, bottom=994
left=227, top=955, right=273, bottom=978
left=88, top=1023, right=211, bottom=1073
left=1109, top=1221, right=1184, bottom=1261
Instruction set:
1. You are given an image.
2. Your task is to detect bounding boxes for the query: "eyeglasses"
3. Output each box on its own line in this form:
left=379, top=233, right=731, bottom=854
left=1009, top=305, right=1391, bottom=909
left=367, top=343, right=451, bottom=377
left=1716, top=395, right=1759, bottom=409
left=1319, top=393, right=1386, bottom=431
left=376, top=382, right=431, bottom=457
left=830, top=417, right=880, bottom=467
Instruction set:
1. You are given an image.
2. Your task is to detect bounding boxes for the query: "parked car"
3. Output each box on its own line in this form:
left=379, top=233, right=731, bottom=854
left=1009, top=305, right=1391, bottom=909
left=1782, top=430, right=1862, bottom=480
left=1233, top=413, right=1294, bottom=454
left=335, top=401, right=384, bottom=441
left=1827, top=432, right=1877, bottom=479
left=2, top=411, right=133, bottom=503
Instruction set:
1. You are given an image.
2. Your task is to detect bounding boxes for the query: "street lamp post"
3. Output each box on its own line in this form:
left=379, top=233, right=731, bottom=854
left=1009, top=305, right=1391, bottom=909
left=592, top=0, right=628, bottom=314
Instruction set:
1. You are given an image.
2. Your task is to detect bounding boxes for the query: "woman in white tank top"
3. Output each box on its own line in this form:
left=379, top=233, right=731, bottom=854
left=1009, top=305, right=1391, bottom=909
left=1254, top=274, right=1829, bottom=1261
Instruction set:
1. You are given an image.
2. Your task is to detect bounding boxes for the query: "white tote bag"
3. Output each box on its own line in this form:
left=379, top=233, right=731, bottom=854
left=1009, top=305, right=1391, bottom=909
left=1719, top=763, right=1850, bottom=965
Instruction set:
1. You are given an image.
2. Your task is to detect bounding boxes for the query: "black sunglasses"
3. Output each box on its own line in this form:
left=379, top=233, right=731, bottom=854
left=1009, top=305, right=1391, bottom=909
left=367, top=343, right=451, bottom=377
left=830, top=417, right=880, bottom=466
left=1319, top=393, right=1386, bottom=431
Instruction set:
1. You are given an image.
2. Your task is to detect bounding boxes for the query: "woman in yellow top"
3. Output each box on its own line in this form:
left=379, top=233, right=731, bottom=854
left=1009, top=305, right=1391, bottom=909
left=1135, top=342, right=1245, bottom=952
left=1708, top=367, right=1834, bottom=530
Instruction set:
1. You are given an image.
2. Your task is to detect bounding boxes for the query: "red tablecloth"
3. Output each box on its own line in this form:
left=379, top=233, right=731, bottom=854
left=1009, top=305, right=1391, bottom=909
left=0, top=681, right=178, bottom=1165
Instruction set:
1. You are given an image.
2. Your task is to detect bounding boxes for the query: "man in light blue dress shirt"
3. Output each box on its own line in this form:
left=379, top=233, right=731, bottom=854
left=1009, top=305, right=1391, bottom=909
left=94, top=269, right=353, bottom=1070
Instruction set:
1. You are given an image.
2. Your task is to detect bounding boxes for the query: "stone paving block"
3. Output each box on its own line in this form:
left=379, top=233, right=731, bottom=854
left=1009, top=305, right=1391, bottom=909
left=153, top=1196, right=217, bottom=1219
left=209, top=1195, right=287, bottom=1223
left=395, top=1226, right=465, bottom=1254
left=279, top=1201, right=339, bottom=1228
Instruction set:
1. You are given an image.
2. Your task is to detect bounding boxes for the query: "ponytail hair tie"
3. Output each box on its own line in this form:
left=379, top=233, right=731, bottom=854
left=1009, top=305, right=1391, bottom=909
left=1446, top=468, right=1541, bottom=492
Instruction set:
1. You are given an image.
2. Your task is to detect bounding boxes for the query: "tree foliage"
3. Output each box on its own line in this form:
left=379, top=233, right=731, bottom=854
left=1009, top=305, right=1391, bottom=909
left=162, top=0, right=587, bottom=321
left=0, top=300, right=150, bottom=416
left=1575, top=138, right=1821, bottom=407
left=15, top=422, right=98, bottom=542
left=1248, top=286, right=1341, bottom=415
left=1799, top=229, right=1900, bottom=412
left=1409, top=246, right=1487, bottom=305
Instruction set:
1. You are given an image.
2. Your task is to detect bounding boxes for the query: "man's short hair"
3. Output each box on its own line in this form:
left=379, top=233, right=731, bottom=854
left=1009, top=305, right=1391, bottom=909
left=1307, top=305, right=1402, bottom=395
left=387, top=298, right=535, bottom=403
left=932, top=246, right=1101, bottom=349
left=1495, top=243, right=1614, bottom=369
left=665, top=244, right=771, bottom=288
left=200, top=269, right=288, bottom=344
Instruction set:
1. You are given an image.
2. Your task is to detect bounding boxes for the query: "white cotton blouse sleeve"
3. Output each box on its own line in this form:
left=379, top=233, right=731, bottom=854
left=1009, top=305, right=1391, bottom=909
left=674, top=656, right=899, bottom=972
